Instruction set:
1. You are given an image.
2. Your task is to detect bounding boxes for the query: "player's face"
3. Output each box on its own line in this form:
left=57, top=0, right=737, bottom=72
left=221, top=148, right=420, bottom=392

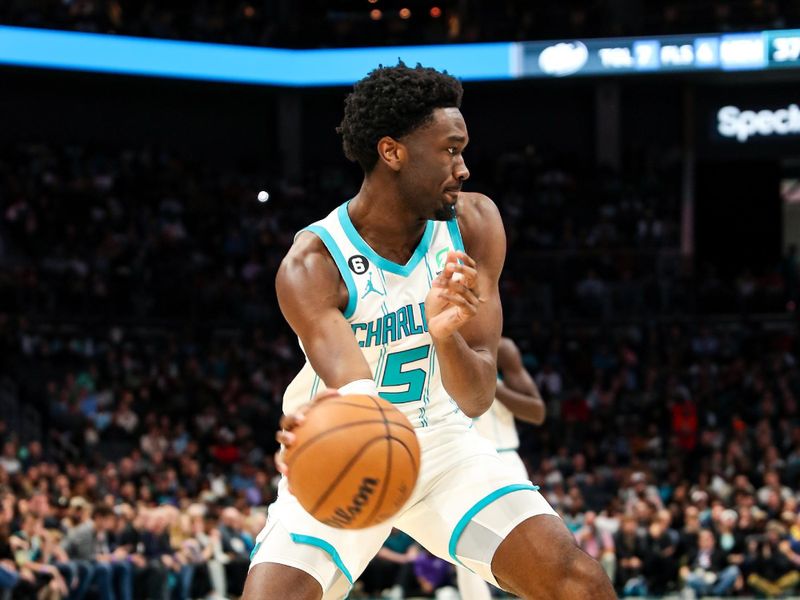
left=399, top=107, right=470, bottom=221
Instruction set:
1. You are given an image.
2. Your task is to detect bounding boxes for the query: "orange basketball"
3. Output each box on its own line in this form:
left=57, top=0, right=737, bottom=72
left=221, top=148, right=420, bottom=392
left=283, top=393, right=421, bottom=529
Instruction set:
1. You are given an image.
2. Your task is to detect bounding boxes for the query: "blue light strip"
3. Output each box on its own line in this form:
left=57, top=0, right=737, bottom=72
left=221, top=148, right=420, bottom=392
left=0, top=25, right=799, bottom=86
left=0, top=25, right=512, bottom=85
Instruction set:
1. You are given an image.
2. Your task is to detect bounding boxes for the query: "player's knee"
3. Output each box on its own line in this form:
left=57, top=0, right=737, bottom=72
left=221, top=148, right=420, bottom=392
left=562, top=550, right=616, bottom=600
left=242, top=563, right=322, bottom=600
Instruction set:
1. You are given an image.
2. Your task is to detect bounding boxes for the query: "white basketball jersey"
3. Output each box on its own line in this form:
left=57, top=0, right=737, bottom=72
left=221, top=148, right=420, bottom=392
left=473, top=394, right=520, bottom=451
left=283, top=201, right=472, bottom=432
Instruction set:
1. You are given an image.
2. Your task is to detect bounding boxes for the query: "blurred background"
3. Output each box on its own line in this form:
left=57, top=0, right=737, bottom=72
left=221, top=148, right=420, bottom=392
left=1, top=1, right=800, bottom=599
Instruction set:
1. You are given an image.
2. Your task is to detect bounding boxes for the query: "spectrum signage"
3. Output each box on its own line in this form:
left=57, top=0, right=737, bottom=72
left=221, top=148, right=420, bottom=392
left=717, top=104, right=800, bottom=143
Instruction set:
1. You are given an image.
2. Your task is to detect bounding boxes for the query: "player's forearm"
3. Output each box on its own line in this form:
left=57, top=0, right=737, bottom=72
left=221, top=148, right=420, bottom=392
left=495, top=384, right=546, bottom=425
left=432, top=334, right=496, bottom=417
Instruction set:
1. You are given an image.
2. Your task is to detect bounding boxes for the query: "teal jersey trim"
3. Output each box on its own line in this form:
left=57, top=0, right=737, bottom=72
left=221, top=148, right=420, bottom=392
left=249, top=540, right=262, bottom=561
left=446, top=217, right=466, bottom=252
left=448, top=483, right=539, bottom=568
left=290, top=533, right=354, bottom=585
left=303, top=225, right=358, bottom=319
left=337, top=202, right=434, bottom=277
left=497, top=447, right=519, bottom=453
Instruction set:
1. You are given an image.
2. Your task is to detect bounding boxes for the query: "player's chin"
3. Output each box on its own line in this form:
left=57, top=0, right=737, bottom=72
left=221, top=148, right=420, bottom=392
left=432, top=201, right=457, bottom=222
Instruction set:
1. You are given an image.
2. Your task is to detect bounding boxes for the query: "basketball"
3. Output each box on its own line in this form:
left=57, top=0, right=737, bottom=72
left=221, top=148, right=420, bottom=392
left=283, top=393, right=421, bottom=529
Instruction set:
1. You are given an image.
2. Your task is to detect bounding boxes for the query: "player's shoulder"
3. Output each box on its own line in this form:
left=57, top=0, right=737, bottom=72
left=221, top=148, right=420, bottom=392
left=455, top=192, right=502, bottom=228
left=455, top=192, right=505, bottom=265
left=497, top=337, right=522, bottom=367
left=277, top=230, right=340, bottom=293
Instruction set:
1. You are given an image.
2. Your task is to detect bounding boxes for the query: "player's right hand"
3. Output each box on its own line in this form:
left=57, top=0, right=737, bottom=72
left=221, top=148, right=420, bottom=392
left=425, top=250, right=483, bottom=340
left=275, top=389, right=340, bottom=477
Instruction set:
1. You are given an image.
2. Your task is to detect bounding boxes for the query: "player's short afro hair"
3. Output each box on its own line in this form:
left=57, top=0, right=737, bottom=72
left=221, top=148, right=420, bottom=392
left=337, top=62, right=463, bottom=172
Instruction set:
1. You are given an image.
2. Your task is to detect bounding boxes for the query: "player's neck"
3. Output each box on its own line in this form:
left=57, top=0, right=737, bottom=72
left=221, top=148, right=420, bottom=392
left=348, top=179, right=428, bottom=264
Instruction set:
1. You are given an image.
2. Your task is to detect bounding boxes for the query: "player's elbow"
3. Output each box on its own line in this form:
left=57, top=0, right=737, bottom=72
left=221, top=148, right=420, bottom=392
left=459, top=390, right=495, bottom=418
left=531, top=402, right=547, bottom=425
left=517, top=399, right=546, bottom=425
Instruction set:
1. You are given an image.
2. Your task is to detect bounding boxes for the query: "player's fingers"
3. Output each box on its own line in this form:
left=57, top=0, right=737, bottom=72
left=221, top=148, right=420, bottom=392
left=438, top=292, right=478, bottom=316
left=451, top=251, right=477, bottom=268
left=445, top=262, right=478, bottom=288
left=276, top=429, right=296, bottom=447
left=275, top=449, right=287, bottom=473
left=279, top=410, right=307, bottom=431
left=443, top=280, right=481, bottom=305
left=431, top=270, right=453, bottom=288
left=275, top=450, right=292, bottom=491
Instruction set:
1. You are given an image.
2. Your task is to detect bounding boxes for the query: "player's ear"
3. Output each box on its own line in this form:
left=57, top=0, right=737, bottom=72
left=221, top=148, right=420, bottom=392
left=376, top=136, right=404, bottom=172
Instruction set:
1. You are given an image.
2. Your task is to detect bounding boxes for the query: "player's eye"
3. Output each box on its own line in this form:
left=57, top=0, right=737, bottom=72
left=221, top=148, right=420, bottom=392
left=447, top=147, right=457, bottom=155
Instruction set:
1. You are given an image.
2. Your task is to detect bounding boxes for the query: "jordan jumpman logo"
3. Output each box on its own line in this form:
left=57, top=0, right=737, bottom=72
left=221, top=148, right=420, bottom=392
left=361, top=271, right=385, bottom=299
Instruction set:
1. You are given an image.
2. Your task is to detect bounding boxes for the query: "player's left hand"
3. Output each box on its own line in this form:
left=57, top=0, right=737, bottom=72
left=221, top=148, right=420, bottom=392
left=425, top=250, right=483, bottom=340
left=275, top=389, right=341, bottom=485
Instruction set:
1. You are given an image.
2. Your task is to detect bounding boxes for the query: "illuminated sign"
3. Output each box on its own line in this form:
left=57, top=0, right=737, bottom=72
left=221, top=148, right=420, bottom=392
left=633, top=40, right=660, bottom=70
left=538, top=42, right=588, bottom=76
left=717, top=104, right=800, bottom=142
left=1, top=25, right=800, bottom=85
left=767, top=31, right=800, bottom=66
left=720, top=33, right=766, bottom=69
left=598, top=46, right=635, bottom=68
left=660, top=43, right=694, bottom=66
left=694, top=38, right=720, bottom=66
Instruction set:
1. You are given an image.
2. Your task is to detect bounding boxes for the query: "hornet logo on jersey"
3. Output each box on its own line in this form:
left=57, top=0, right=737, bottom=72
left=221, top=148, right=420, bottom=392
left=361, top=271, right=385, bottom=299
left=435, top=247, right=450, bottom=274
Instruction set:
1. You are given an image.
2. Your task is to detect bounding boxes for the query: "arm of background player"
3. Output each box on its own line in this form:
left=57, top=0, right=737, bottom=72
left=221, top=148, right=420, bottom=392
left=276, top=231, right=373, bottom=389
left=430, top=193, right=505, bottom=417
left=495, top=337, right=546, bottom=425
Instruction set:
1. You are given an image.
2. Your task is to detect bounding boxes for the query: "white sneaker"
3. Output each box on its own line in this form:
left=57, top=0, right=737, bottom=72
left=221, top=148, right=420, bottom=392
left=680, top=587, right=696, bottom=600
left=383, top=584, right=404, bottom=600
left=434, top=586, right=460, bottom=600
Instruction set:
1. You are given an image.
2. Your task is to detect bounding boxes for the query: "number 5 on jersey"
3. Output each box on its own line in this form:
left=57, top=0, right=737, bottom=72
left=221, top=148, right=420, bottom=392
left=379, top=345, right=430, bottom=403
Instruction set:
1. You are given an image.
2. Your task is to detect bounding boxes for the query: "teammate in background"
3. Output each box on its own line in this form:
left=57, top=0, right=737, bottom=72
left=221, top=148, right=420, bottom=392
left=457, top=336, right=545, bottom=600
left=243, top=62, right=615, bottom=600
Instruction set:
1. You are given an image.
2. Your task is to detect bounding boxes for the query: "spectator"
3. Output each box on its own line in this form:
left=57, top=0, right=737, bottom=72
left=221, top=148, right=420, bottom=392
left=679, top=528, right=740, bottom=598
left=747, top=521, right=799, bottom=597
left=413, top=550, right=456, bottom=600
left=643, top=511, right=679, bottom=595
left=614, top=515, right=648, bottom=596
left=217, top=508, right=250, bottom=597
left=574, top=511, right=616, bottom=582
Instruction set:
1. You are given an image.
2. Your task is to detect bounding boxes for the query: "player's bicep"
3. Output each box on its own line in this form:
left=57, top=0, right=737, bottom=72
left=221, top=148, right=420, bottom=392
left=276, top=243, right=372, bottom=387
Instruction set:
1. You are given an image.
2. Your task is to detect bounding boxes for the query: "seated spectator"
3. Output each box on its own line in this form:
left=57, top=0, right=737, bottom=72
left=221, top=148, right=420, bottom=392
left=614, top=515, right=648, bottom=596
left=11, top=513, right=68, bottom=600
left=747, top=521, right=799, bottom=597
left=190, top=509, right=227, bottom=600
left=574, top=511, right=615, bottom=582
left=60, top=503, right=133, bottom=600
left=679, top=528, right=740, bottom=598
left=413, top=549, right=456, bottom=599
left=643, top=511, right=679, bottom=595
left=138, top=509, right=173, bottom=600
left=217, top=507, right=251, bottom=597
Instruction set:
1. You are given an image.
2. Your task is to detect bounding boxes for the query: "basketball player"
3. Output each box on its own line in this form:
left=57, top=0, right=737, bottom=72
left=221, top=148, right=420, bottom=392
left=243, top=63, right=615, bottom=600
left=458, top=336, right=545, bottom=600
